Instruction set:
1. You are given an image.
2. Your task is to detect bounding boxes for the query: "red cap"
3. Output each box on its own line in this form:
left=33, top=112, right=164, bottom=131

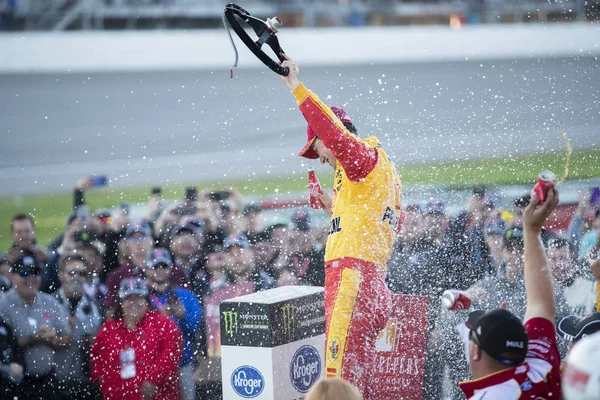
left=298, top=106, right=352, bottom=159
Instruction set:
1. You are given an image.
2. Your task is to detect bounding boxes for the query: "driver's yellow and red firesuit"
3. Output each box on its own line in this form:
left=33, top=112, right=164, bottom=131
left=293, top=83, right=404, bottom=398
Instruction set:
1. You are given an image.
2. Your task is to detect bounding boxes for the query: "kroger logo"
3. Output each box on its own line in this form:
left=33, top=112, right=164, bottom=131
left=231, top=365, right=265, bottom=398
left=290, top=345, right=321, bottom=393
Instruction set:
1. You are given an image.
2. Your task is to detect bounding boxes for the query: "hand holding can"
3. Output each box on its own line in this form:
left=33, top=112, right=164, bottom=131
left=308, top=169, right=324, bottom=210
left=531, top=170, right=557, bottom=204
left=441, top=289, right=472, bottom=311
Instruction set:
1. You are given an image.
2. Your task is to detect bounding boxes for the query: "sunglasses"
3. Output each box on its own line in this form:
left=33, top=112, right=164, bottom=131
left=66, top=270, right=87, bottom=277
left=469, top=331, right=481, bottom=347
left=17, top=268, right=41, bottom=278
left=148, top=263, right=171, bottom=270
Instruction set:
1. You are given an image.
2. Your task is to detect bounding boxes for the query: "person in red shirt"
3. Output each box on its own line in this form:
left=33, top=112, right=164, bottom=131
left=91, top=277, right=183, bottom=400
left=459, top=185, right=562, bottom=399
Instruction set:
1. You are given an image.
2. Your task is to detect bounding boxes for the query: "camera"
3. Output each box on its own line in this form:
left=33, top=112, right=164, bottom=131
left=185, top=187, right=198, bottom=203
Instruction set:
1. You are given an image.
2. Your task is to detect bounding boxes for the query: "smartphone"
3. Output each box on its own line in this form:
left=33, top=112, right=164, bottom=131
left=591, top=187, right=600, bottom=207
left=75, top=205, right=90, bottom=223
left=120, top=201, right=130, bottom=216
left=185, top=187, right=198, bottom=202
left=151, top=187, right=162, bottom=196
left=91, top=175, right=108, bottom=187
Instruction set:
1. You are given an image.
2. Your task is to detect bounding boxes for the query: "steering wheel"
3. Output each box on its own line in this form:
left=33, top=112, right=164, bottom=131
left=223, top=3, right=290, bottom=76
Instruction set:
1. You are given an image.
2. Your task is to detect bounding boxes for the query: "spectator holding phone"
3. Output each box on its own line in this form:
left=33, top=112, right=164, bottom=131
left=459, top=185, right=562, bottom=399
left=144, top=248, right=203, bottom=400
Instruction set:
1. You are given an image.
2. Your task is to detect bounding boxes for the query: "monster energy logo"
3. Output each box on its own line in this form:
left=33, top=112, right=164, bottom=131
left=222, top=311, right=239, bottom=337
left=281, top=304, right=296, bottom=337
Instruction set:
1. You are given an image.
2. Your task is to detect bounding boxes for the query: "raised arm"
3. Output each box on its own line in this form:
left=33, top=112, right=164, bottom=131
left=523, top=186, right=559, bottom=324
left=281, top=57, right=377, bottom=182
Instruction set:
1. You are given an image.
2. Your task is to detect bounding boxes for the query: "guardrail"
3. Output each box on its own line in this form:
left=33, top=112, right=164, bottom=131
left=1, top=23, right=599, bottom=74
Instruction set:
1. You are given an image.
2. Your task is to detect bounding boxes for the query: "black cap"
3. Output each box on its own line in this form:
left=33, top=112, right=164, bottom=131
left=146, top=247, right=173, bottom=268
left=557, top=313, right=600, bottom=343
left=11, top=253, right=40, bottom=274
left=125, top=222, right=152, bottom=238
left=243, top=203, right=262, bottom=215
left=466, top=309, right=528, bottom=365
left=514, top=194, right=531, bottom=208
left=291, top=209, right=312, bottom=232
left=504, top=226, right=524, bottom=248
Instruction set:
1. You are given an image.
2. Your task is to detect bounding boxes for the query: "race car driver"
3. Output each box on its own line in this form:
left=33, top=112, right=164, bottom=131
left=280, top=57, right=404, bottom=398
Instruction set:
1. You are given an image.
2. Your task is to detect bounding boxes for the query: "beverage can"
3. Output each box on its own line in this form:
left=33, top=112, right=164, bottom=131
left=308, top=170, right=323, bottom=210
left=441, top=289, right=472, bottom=311
left=532, top=170, right=557, bottom=204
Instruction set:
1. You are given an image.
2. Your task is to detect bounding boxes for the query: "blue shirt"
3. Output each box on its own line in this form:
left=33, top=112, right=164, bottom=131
left=149, top=286, right=202, bottom=366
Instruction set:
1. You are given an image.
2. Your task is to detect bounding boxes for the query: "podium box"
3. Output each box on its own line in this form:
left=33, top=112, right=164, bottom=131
left=220, top=286, right=325, bottom=400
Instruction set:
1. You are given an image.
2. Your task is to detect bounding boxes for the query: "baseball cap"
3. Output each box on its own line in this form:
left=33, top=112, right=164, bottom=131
left=146, top=247, right=173, bottom=269
left=243, top=203, right=262, bottom=215
left=224, top=233, right=250, bottom=250
left=514, top=194, right=531, bottom=208
left=170, top=222, right=200, bottom=240
left=484, top=217, right=508, bottom=236
left=11, top=254, right=38, bottom=271
left=405, top=203, right=423, bottom=214
left=426, top=199, right=445, bottom=215
left=504, top=226, right=524, bottom=248
left=466, top=309, right=529, bottom=365
left=125, top=222, right=152, bottom=239
left=118, top=277, right=148, bottom=299
left=291, top=209, right=312, bottom=232
left=298, top=106, right=353, bottom=159
left=558, top=313, right=600, bottom=343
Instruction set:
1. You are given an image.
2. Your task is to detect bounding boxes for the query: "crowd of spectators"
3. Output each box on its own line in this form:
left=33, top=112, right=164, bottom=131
left=0, top=176, right=599, bottom=399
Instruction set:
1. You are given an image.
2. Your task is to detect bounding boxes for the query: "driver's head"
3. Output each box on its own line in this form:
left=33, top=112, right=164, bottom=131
left=298, top=106, right=357, bottom=169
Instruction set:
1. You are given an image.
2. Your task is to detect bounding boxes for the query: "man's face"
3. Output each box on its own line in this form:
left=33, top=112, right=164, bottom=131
left=59, top=260, right=87, bottom=297
left=403, top=210, right=424, bottom=242
left=311, top=139, right=336, bottom=169
left=425, top=212, right=447, bottom=240
left=503, top=244, right=524, bottom=281
left=243, top=212, right=263, bottom=232
left=122, top=294, right=148, bottom=320
left=11, top=219, right=35, bottom=247
left=512, top=207, right=525, bottom=227
left=12, top=267, right=41, bottom=299
left=144, top=263, right=171, bottom=285
left=206, top=251, right=228, bottom=274
left=271, top=226, right=290, bottom=250
left=80, top=246, right=102, bottom=277
left=126, top=234, right=153, bottom=260
left=227, top=246, right=254, bottom=275
left=170, top=231, right=198, bottom=259
left=548, top=245, right=572, bottom=283
left=484, top=233, right=504, bottom=263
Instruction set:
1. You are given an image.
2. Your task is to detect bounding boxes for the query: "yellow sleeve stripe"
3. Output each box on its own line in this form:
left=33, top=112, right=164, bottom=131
left=292, top=83, right=311, bottom=105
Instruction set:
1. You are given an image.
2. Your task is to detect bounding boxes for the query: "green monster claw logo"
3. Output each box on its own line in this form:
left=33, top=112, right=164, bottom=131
left=222, top=311, right=239, bottom=337
left=281, top=304, right=296, bottom=337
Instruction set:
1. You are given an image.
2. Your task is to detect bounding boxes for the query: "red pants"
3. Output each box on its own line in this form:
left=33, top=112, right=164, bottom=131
left=324, top=258, right=392, bottom=398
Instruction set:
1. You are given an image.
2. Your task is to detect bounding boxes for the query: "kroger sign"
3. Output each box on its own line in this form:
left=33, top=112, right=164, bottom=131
left=290, top=345, right=321, bottom=393
left=231, top=365, right=265, bottom=398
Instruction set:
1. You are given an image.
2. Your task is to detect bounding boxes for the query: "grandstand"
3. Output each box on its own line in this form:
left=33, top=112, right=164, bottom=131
left=2, top=0, right=599, bottom=31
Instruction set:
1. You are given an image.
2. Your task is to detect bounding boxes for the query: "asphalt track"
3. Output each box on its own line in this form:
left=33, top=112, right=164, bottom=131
left=1, top=56, right=599, bottom=195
